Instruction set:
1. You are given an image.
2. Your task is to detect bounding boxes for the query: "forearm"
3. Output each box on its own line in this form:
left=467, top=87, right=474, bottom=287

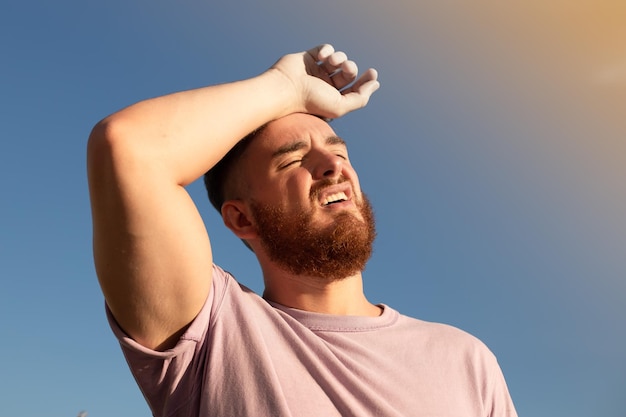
left=86, top=44, right=379, bottom=350
left=90, top=69, right=295, bottom=186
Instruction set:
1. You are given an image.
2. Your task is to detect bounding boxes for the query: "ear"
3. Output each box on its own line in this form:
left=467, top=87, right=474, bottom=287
left=221, top=200, right=258, bottom=240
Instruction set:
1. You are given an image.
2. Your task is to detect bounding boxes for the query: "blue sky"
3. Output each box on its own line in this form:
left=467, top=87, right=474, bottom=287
left=1, top=1, right=625, bottom=416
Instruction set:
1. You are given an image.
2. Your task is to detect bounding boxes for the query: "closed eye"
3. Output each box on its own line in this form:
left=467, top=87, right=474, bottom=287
left=280, top=159, right=302, bottom=169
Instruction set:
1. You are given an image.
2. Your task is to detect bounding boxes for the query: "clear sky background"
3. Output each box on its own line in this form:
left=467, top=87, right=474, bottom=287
left=1, top=1, right=625, bottom=416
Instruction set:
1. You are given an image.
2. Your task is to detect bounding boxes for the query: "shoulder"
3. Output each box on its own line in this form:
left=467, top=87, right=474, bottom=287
left=390, top=308, right=498, bottom=362
left=209, top=263, right=278, bottom=325
left=389, top=309, right=517, bottom=415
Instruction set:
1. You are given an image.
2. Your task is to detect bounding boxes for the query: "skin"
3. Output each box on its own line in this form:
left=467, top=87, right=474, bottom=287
left=87, top=44, right=380, bottom=350
left=222, top=113, right=381, bottom=316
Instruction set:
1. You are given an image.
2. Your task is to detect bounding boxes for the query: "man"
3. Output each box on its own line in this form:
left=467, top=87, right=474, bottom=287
left=88, top=44, right=517, bottom=416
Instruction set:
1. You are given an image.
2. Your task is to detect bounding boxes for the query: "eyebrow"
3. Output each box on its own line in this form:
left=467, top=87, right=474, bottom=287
left=271, top=136, right=347, bottom=159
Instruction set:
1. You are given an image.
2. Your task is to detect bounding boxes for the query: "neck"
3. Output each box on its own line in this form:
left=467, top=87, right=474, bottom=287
left=261, top=266, right=381, bottom=317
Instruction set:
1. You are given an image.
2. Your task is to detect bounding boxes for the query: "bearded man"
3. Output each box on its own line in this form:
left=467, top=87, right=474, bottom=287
left=88, top=44, right=517, bottom=417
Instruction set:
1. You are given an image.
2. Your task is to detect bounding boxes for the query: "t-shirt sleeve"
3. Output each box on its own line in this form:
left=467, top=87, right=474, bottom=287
left=486, top=357, right=519, bottom=417
left=105, top=264, right=230, bottom=417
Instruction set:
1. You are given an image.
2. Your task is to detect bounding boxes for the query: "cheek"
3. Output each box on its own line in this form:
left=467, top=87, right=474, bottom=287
left=284, top=173, right=312, bottom=202
left=249, top=173, right=311, bottom=210
left=344, top=166, right=363, bottom=197
left=245, top=174, right=281, bottom=205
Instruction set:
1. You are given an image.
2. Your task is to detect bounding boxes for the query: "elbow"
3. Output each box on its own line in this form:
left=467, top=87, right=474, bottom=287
left=87, top=115, right=139, bottom=194
left=87, top=118, right=113, bottom=180
left=87, top=114, right=139, bottom=178
left=87, top=116, right=123, bottom=167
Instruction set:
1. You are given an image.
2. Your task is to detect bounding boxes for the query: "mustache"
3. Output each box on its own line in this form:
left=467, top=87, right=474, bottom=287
left=309, top=176, right=349, bottom=200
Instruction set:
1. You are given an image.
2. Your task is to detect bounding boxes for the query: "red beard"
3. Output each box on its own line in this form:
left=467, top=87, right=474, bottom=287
left=250, top=190, right=376, bottom=282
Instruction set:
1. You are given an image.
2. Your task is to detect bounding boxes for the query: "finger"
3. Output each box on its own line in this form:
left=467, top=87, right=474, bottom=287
left=329, top=86, right=380, bottom=119
left=330, top=60, right=358, bottom=90
left=342, top=68, right=379, bottom=94
left=318, top=69, right=380, bottom=118
left=340, top=60, right=358, bottom=79
left=330, top=60, right=358, bottom=80
left=306, top=44, right=334, bottom=63
left=320, top=51, right=348, bottom=75
left=327, top=51, right=348, bottom=67
left=340, top=68, right=380, bottom=104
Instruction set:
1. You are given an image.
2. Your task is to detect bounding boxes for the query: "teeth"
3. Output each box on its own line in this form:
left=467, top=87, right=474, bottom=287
left=322, top=192, right=348, bottom=206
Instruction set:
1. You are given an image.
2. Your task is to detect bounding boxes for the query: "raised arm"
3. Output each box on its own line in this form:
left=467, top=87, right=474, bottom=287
left=87, top=45, right=379, bottom=350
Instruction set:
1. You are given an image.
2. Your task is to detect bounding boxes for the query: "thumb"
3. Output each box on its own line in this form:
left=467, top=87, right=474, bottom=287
left=337, top=69, right=380, bottom=114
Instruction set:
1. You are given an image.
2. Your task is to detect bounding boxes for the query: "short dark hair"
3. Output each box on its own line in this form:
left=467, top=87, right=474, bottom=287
left=203, top=125, right=267, bottom=214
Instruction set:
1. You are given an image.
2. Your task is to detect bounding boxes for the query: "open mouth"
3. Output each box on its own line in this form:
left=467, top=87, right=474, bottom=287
left=321, top=191, right=348, bottom=206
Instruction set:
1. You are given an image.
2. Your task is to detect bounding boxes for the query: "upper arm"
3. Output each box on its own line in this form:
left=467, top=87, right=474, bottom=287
left=87, top=119, right=213, bottom=350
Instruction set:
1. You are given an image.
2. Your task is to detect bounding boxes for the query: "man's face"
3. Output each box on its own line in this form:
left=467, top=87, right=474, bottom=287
left=241, top=113, right=376, bottom=280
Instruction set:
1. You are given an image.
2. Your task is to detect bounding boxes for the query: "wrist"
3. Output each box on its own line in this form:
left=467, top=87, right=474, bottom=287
left=261, top=68, right=305, bottom=118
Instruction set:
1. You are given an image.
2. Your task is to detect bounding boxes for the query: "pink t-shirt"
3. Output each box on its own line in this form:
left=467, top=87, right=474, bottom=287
left=108, top=264, right=517, bottom=417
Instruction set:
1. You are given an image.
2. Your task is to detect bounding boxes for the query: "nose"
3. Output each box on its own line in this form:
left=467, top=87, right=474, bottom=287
left=311, top=151, right=344, bottom=180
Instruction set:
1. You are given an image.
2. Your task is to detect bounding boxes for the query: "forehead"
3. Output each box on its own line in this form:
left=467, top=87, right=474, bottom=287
left=250, top=113, right=340, bottom=153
